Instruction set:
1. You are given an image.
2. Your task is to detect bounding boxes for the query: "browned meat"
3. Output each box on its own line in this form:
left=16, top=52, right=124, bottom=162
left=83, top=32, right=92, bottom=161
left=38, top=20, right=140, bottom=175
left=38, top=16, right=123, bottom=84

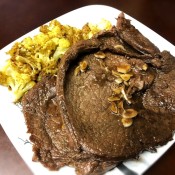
left=116, top=12, right=160, bottom=55
left=22, top=76, right=119, bottom=174
left=159, top=50, right=175, bottom=72
left=22, top=12, right=175, bottom=175
left=143, top=69, right=175, bottom=114
left=22, top=76, right=70, bottom=170
left=57, top=28, right=174, bottom=164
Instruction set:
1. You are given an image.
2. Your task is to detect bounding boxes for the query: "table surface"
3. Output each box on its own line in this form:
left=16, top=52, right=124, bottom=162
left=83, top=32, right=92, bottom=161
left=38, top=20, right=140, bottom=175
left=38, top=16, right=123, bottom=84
left=0, top=0, right=175, bottom=175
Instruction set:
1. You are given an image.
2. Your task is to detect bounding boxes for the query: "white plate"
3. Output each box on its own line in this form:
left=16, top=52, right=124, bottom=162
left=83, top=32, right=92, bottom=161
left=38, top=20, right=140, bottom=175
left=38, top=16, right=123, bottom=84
left=0, top=5, right=175, bottom=175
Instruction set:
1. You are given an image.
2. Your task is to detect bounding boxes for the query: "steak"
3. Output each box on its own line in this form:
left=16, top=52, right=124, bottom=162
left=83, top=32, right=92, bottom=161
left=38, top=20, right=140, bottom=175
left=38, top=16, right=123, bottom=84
left=22, top=12, right=175, bottom=175
left=22, top=76, right=119, bottom=175
left=22, top=76, right=70, bottom=170
left=56, top=13, right=175, bottom=171
left=57, top=29, right=174, bottom=161
left=116, top=12, right=160, bottom=55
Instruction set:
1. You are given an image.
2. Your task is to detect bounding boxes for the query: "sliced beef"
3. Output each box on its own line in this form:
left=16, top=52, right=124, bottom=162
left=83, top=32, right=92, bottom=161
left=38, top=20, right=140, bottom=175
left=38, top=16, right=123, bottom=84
left=22, top=76, right=70, bottom=170
left=22, top=12, right=175, bottom=175
left=143, top=70, right=175, bottom=114
left=159, top=50, right=175, bottom=72
left=56, top=22, right=174, bottom=165
left=142, top=51, right=175, bottom=134
left=22, top=76, right=119, bottom=175
left=116, top=12, right=160, bottom=55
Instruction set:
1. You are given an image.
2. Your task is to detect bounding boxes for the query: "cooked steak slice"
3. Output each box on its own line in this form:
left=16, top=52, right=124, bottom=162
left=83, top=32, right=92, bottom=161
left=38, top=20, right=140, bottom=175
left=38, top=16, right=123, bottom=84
left=94, top=27, right=161, bottom=68
left=22, top=76, right=74, bottom=169
left=143, top=50, right=175, bottom=121
left=75, top=160, right=117, bottom=175
left=22, top=13, right=175, bottom=175
left=159, top=50, right=175, bottom=72
left=22, top=76, right=63, bottom=170
left=57, top=24, right=174, bottom=163
left=22, top=76, right=119, bottom=174
left=143, top=69, right=175, bottom=114
left=116, top=12, right=160, bottom=55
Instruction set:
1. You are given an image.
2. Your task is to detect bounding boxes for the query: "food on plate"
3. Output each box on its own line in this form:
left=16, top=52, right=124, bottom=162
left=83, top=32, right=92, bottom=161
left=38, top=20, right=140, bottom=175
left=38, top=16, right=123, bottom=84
left=0, top=19, right=111, bottom=102
left=22, top=76, right=118, bottom=174
left=21, top=12, right=175, bottom=175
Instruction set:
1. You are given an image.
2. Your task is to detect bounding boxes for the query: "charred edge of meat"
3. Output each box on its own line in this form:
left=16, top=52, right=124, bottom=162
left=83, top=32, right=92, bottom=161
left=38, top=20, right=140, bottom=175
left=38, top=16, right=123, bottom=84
left=92, top=25, right=163, bottom=68
left=116, top=12, right=160, bottom=55
left=57, top=39, right=102, bottom=150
